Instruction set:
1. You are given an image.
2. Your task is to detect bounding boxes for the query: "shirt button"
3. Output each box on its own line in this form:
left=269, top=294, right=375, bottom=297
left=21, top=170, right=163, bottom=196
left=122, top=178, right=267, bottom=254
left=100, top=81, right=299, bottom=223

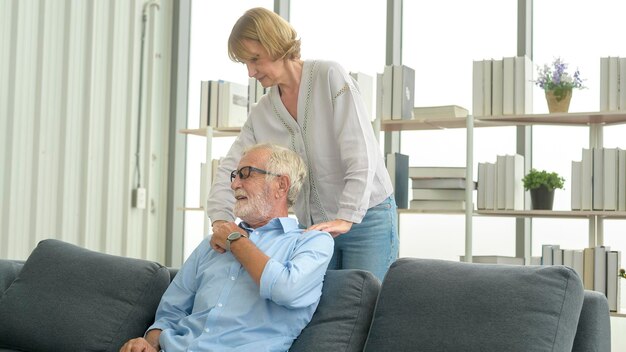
left=230, top=276, right=236, bottom=280
left=204, top=328, right=210, bottom=333
left=217, top=303, right=223, bottom=307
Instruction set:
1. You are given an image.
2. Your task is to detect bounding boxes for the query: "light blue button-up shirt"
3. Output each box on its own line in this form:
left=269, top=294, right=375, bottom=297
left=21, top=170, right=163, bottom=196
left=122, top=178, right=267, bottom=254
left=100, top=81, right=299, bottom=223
left=148, top=217, right=334, bottom=352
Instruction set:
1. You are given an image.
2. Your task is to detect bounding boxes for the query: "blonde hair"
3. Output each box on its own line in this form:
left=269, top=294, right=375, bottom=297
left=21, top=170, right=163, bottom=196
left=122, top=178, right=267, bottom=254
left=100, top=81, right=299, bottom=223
left=242, top=143, right=306, bottom=207
left=228, top=7, right=301, bottom=63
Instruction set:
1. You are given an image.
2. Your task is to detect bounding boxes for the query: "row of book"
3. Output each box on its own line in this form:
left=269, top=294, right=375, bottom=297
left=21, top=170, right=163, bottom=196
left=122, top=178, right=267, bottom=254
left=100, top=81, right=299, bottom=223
left=199, top=159, right=221, bottom=209
left=408, top=166, right=473, bottom=211
left=199, top=78, right=268, bottom=129
left=571, top=147, right=626, bottom=211
left=472, top=56, right=533, bottom=117
left=542, top=244, right=621, bottom=312
left=380, top=64, right=416, bottom=120
left=477, top=154, right=525, bottom=210
left=599, top=56, right=626, bottom=111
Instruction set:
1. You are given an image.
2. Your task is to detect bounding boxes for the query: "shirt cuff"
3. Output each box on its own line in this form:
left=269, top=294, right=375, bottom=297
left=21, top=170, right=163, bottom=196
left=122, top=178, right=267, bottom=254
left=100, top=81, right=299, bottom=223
left=258, top=258, right=282, bottom=300
left=336, top=207, right=366, bottom=224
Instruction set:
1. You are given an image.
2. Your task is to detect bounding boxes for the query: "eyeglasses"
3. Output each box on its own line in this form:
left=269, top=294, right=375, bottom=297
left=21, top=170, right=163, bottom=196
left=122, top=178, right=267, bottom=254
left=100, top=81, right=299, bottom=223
left=230, top=166, right=281, bottom=182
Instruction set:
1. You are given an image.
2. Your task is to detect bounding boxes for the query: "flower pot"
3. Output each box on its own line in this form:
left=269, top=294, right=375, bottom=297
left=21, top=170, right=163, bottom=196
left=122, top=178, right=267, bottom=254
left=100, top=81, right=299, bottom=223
left=530, top=186, right=555, bottom=210
left=545, top=89, right=572, bottom=113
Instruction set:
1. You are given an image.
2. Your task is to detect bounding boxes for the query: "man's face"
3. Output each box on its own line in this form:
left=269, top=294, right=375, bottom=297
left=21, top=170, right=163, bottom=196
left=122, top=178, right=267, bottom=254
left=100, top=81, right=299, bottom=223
left=231, top=150, right=277, bottom=225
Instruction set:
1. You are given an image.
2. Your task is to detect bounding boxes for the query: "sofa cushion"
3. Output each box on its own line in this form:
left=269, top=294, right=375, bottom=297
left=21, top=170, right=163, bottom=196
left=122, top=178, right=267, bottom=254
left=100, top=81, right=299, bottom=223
left=364, top=258, right=584, bottom=352
left=0, top=239, right=171, bottom=352
left=289, top=269, right=381, bottom=352
left=572, top=290, right=611, bottom=352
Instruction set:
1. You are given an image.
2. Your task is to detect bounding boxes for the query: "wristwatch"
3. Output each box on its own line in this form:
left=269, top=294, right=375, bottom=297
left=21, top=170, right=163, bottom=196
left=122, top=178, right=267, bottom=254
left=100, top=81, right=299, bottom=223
left=225, top=231, right=248, bottom=251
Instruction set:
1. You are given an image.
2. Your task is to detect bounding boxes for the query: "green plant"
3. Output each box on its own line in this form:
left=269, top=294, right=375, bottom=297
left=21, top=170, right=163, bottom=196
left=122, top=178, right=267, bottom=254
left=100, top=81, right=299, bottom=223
left=620, top=268, right=626, bottom=279
left=533, top=57, right=585, bottom=101
left=522, top=168, right=565, bottom=191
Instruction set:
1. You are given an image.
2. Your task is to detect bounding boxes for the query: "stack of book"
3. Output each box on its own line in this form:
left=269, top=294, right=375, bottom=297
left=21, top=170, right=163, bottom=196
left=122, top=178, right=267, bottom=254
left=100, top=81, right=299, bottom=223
left=199, top=80, right=250, bottom=129
left=380, top=64, right=415, bottom=120
left=248, top=77, right=268, bottom=112
left=408, top=166, right=474, bottom=211
left=472, top=56, right=533, bottom=117
left=477, top=154, right=525, bottom=210
left=412, top=105, right=468, bottom=120
left=571, top=147, right=626, bottom=211
left=542, top=244, right=621, bottom=312
left=599, top=56, right=626, bottom=111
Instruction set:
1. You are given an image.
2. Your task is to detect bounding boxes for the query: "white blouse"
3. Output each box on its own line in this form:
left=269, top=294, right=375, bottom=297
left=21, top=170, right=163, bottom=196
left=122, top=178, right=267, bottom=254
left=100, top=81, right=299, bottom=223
left=206, top=60, right=393, bottom=227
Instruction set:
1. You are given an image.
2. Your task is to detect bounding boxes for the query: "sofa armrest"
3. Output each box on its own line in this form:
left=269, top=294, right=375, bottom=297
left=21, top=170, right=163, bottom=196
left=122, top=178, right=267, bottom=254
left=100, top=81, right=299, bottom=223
left=0, top=260, right=24, bottom=294
left=572, top=290, right=611, bottom=352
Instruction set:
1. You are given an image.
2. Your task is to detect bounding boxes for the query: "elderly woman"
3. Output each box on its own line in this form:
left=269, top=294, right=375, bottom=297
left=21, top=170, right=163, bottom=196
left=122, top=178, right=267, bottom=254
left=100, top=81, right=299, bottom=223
left=206, top=7, right=397, bottom=281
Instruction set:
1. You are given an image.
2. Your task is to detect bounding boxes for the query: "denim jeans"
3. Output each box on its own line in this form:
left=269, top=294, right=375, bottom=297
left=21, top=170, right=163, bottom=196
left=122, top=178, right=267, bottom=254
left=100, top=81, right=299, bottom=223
left=326, top=196, right=399, bottom=281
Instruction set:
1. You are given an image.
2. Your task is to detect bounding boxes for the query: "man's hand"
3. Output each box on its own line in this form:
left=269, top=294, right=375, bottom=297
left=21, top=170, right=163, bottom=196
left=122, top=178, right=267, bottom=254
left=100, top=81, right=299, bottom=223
left=119, top=337, right=159, bottom=352
left=210, top=220, right=246, bottom=253
left=307, top=219, right=353, bottom=238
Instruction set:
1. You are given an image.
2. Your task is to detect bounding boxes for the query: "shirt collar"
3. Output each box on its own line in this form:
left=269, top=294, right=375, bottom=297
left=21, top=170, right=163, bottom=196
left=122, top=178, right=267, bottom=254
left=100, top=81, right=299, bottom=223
left=239, top=217, right=299, bottom=234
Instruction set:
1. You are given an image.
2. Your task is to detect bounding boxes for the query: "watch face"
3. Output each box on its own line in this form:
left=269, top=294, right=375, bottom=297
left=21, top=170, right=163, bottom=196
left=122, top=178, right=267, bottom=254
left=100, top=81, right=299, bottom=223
left=228, top=232, right=242, bottom=241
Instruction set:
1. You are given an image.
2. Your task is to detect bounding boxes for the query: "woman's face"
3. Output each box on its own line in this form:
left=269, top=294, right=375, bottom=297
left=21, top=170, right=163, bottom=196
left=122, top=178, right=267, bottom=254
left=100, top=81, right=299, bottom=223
left=240, top=39, right=285, bottom=88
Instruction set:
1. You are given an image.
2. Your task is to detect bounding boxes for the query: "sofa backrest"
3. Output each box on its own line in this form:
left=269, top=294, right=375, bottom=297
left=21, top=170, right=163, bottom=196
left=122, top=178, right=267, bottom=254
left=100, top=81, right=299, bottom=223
left=289, top=269, right=381, bottom=352
left=364, top=257, right=588, bottom=352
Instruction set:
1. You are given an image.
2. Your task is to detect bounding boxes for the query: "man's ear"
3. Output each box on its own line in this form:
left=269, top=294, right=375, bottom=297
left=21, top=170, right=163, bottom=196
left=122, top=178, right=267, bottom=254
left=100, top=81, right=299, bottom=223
left=277, top=175, right=291, bottom=197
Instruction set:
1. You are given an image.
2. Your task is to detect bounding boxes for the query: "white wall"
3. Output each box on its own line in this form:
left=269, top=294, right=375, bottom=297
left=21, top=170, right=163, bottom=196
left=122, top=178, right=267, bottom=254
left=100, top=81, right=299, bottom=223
left=0, top=0, right=173, bottom=262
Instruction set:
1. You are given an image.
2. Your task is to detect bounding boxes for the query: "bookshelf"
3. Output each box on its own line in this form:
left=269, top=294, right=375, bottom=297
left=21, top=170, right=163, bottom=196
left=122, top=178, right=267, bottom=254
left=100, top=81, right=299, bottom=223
left=381, top=110, right=626, bottom=260
left=179, top=126, right=241, bottom=232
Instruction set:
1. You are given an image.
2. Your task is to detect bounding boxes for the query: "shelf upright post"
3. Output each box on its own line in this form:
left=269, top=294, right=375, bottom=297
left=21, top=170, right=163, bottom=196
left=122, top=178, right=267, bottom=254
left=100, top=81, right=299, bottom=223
left=204, top=126, right=214, bottom=236
left=589, top=123, right=604, bottom=246
left=465, top=115, right=474, bottom=263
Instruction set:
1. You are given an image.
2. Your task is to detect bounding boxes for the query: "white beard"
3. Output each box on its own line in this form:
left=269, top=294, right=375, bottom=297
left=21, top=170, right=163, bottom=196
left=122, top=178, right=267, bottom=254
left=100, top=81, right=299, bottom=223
left=234, top=185, right=273, bottom=225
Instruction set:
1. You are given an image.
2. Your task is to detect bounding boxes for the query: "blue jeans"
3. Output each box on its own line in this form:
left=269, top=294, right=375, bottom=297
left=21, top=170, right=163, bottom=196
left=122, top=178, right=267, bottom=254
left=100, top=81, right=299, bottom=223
left=326, top=196, right=399, bottom=281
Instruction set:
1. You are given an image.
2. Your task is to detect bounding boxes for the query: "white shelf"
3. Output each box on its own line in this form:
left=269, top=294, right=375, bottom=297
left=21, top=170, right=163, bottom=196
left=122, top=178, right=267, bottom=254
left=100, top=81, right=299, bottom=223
left=476, top=210, right=626, bottom=219
left=179, top=127, right=240, bottom=137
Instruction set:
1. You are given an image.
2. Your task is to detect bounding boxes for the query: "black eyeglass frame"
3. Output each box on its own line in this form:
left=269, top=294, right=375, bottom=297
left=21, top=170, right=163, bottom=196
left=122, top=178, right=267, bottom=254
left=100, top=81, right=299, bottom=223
left=230, top=166, right=281, bottom=182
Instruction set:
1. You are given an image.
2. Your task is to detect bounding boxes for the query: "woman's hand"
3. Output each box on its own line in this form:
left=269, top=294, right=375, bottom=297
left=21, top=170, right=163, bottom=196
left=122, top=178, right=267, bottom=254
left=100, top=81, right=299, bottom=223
left=307, top=219, right=353, bottom=238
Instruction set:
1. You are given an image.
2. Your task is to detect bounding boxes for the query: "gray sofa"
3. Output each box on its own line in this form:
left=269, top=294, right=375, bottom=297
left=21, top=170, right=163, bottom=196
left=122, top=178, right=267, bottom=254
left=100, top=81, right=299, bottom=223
left=0, top=239, right=611, bottom=352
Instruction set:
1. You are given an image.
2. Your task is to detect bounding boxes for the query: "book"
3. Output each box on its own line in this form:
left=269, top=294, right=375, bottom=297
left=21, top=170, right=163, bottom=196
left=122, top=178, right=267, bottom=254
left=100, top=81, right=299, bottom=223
left=583, top=247, right=595, bottom=290
left=599, top=57, right=609, bottom=111
left=552, top=248, right=563, bottom=265
left=619, top=148, right=626, bottom=211
left=391, top=65, right=415, bottom=120
left=609, top=56, right=620, bottom=111
left=571, top=160, right=582, bottom=210
left=496, top=155, right=506, bottom=210
left=208, top=80, right=220, bottom=128
left=376, top=73, right=383, bottom=121
left=409, top=166, right=466, bottom=179
left=199, top=81, right=209, bottom=128
left=563, top=249, right=574, bottom=268
left=411, top=178, right=476, bottom=190
left=593, top=246, right=609, bottom=295
left=505, top=154, right=524, bottom=210
left=593, top=148, right=604, bottom=210
left=382, top=65, right=393, bottom=120
left=477, top=162, right=487, bottom=210
left=620, top=58, right=626, bottom=110
left=606, top=250, right=621, bottom=312
left=411, top=189, right=466, bottom=201
left=485, top=162, right=496, bottom=210
left=218, top=81, right=248, bottom=128
left=542, top=244, right=559, bottom=265
left=459, top=255, right=524, bottom=265
left=502, top=56, right=515, bottom=115
left=514, top=55, right=533, bottom=114
left=491, top=59, right=503, bottom=116
left=387, top=153, right=409, bottom=209
left=603, top=148, right=618, bottom=210
left=412, top=105, right=468, bottom=119
left=472, top=60, right=484, bottom=116
left=572, top=250, right=584, bottom=281
left=410, top=199, right=465, bottom=211
left=482, top=59, right=492, bottom=116
left=581, top=148, right=593, bottom=210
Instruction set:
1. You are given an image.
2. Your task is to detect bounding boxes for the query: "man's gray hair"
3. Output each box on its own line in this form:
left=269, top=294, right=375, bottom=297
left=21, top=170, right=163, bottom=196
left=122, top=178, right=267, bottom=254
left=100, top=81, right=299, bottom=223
left=242, top=143, right=307, bottom=207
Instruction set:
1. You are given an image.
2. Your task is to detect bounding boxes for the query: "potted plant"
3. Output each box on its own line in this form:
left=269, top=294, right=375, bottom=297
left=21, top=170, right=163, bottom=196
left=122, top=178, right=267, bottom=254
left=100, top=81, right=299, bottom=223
left=522, top=168, right=565, bottom=210
left=533, top=57, right=585, bottom=113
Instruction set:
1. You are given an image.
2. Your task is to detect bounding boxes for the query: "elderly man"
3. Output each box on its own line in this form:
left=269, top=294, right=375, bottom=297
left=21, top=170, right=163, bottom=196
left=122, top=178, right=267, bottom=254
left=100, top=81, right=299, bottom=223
left=120, top=143, right=334, bottom=352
